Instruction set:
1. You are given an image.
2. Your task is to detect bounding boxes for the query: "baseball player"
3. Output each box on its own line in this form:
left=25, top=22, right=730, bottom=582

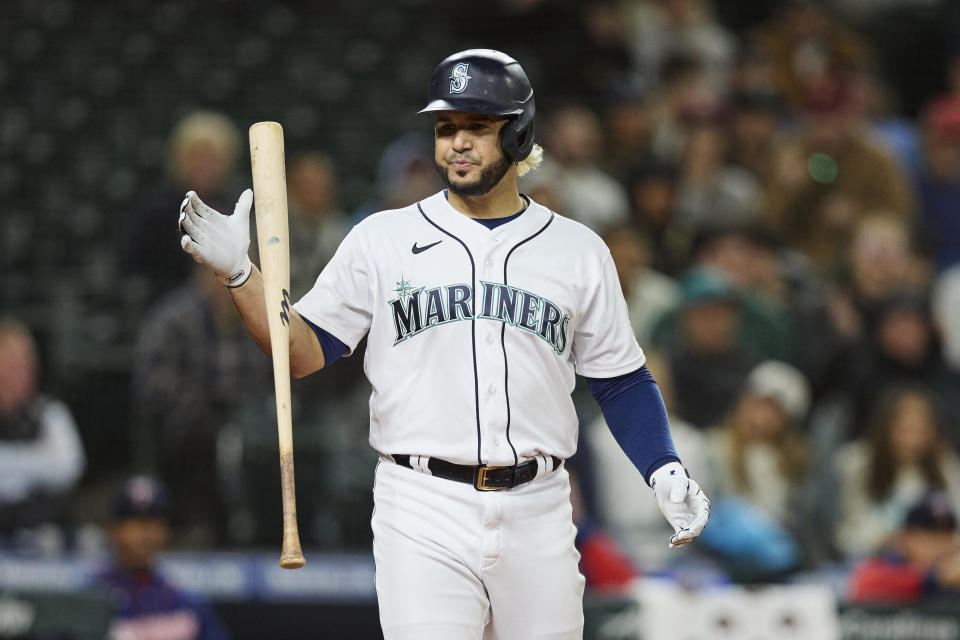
left=179, top=49, right=709, bottom=639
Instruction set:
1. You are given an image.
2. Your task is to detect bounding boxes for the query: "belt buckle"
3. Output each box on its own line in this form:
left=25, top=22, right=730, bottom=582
left=474, top=465, right=506, bottom=491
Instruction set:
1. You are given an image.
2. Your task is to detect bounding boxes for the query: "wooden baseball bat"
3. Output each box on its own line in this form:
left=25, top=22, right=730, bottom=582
left=249, top=121, right=305, bottom=569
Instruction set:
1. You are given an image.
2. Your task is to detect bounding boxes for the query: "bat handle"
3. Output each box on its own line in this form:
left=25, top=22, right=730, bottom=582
left=279, top=450, right=305, bottom=568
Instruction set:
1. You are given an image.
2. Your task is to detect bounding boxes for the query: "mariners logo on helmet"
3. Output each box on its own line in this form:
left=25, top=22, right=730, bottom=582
left=449, top=63, right=471, bottom=94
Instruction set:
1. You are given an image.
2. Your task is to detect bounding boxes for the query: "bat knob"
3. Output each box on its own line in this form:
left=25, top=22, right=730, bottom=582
left=280, top=553, right=306, bottom=569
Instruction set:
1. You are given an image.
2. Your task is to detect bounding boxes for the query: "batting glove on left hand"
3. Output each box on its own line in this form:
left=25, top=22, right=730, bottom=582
left=650, top=462, right=710, bottom=549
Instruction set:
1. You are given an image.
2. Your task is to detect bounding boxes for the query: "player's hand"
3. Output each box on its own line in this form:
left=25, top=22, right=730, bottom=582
left=650, top=462, right=710, bottom=549
left=179, top=189, right=254, bottom=287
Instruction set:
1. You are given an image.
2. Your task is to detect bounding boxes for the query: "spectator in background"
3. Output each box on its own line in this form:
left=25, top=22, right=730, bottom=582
left=602, top=225, right=679, bottom=345
left=647, top=54, right=722, bottom=164
left=700, top=361, right=811, bottom=579
left=705, top=362, right=810, bottom=522
left=846, top=292, right=960, bottom=440
left=765, top=75, right=915, bottom=271
left=830, top=214, right=922, bottom=347
left=526, top=104, right=629, bottom=232
left=95, top=476, right=228, bottom=640
left=626, top=156, right=688, bottom=276
left=600, top=87, right=651, bottom=176
left=676, top=120, right=765, bottom=228
left=647, top=268, right=757, bottom=428
left=849, top=491, right=960, bottom=604
left=835, top=386, right=960, bottom=558
left=0, top=320, right=85, bottom=547
left=728, top=89, right=784, bottom=187
left=916, top=94, right=960, bottom=272
left=123, top=112, right=241, bottom=297
left=285, top=152, right=351, bottom=299
left=685, top=226, right=792, bottom=363
left=689, top=221, right=847, bottom=394
left=750, top=1, right=872, bottom=108
left=131, top=268, right=271, bottom=546
left=623, top=0, right=735, bottom=93
left=703, top=223, right=782, bottom=302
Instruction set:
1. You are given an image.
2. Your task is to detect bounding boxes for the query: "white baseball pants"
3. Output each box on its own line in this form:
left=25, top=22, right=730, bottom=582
left=372, top=458, right=585, bottom=639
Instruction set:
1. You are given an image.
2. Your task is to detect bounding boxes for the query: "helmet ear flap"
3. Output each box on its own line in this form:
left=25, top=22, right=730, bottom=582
left=500, top=108, right=535, bottom=163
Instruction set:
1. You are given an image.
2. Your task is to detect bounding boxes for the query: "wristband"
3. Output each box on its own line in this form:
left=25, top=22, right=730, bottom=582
left=222, top=255, right=252, bottom=288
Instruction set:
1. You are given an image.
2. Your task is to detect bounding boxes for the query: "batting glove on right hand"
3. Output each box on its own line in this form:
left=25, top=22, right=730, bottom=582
left=179, top=189, right=254, bottom=287
left=650, top=462, right=710, bottom=549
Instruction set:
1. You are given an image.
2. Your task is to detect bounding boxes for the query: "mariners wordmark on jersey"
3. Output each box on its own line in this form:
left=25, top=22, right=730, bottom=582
left=389, top=278, right=570, bottom=353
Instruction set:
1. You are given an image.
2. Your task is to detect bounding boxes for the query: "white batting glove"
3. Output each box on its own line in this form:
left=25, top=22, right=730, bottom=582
left=650, top=461, right=710, bottom=549
left=179, top=189, right=254, bottom=287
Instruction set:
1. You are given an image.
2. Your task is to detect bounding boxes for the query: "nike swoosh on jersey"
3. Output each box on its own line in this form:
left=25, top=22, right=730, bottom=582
left=412, top=240, right=442, bottom=254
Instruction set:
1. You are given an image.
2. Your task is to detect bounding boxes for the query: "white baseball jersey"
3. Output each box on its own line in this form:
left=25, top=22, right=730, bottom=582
left=293, top=190, right=645, bottom=466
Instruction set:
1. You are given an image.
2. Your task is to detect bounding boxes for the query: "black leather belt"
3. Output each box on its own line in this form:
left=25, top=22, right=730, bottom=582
left=391, top=454, right=562, bottom=491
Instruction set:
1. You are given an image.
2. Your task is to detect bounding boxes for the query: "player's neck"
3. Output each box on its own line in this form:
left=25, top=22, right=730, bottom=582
left=447, top=171, right=524, bottom=220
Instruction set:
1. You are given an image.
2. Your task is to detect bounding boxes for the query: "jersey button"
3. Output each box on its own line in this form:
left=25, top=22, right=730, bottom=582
left=488, top=385, right=496, bottom=395
left=485, top=259, right=493, bottom=267
left=486, top=334, right=495, bottom=345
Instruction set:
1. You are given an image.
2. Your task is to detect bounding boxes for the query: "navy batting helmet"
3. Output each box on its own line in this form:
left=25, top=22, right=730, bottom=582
left=419, top=49, right=536, bottom=163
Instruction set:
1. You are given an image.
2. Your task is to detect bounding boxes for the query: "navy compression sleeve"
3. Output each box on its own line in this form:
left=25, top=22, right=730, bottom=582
left=587, top=365, right=680, bottom=485
left=301, top=316, right=349, bottom=366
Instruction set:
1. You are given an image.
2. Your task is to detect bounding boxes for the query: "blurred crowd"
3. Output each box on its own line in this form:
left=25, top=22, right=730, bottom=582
left=5, top=0, right=960, bottom=610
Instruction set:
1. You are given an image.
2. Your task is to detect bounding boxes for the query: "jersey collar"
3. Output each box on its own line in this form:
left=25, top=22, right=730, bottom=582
left=418, top=190, right=552, bottom=242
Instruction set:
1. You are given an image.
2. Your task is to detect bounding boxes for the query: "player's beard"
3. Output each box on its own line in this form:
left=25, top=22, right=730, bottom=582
left=436, top=153, right=512, bottom=197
